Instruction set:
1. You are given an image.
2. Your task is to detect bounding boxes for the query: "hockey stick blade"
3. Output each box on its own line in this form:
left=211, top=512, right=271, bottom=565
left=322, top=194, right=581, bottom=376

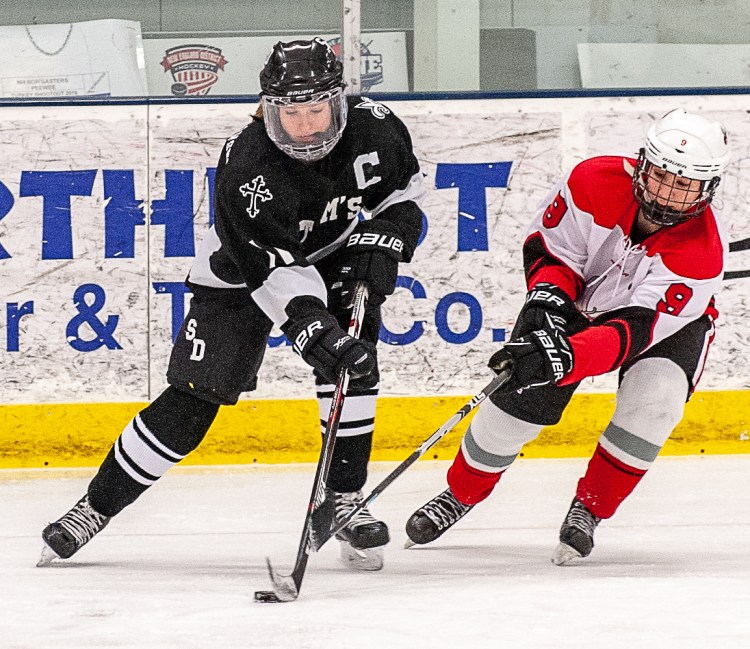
left=254, top=557, right=299, bottom=603
left=308, top=366, right=514, bottom=552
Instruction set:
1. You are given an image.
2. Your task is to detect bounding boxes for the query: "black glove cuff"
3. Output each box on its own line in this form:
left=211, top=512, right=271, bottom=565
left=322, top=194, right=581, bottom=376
left=282, top=295, right=328, bottom=326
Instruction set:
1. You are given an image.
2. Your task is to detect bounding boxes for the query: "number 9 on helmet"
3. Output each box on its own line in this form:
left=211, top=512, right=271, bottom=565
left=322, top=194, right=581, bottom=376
left=259, top=38, right=347, bottom=163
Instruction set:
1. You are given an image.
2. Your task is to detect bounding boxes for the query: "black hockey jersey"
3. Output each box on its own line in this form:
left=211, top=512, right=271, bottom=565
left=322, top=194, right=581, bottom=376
left=188, top=95, right=425, bottom=327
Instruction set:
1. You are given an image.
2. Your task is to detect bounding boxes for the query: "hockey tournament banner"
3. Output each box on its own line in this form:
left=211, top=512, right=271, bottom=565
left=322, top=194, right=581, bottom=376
left=0, top=20, right=148, bottom=99
left=1, top=95, right=749, bottom=465
left=142, top=32, right=408, bottom=97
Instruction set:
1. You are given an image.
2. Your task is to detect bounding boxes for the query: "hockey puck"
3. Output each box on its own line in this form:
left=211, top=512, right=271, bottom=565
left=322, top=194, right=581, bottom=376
left=254, top=590, right=282, bottom=603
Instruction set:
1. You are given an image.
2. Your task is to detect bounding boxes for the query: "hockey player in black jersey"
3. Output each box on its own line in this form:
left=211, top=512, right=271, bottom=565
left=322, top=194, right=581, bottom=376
left=39, top=38, right=424, bottom=571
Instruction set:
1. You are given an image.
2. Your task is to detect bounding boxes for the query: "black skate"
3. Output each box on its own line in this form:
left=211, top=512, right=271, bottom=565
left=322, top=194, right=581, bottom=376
left=551, top=498, right=601, bottom=566
left=334, top=490, right=390, bottom=571
left=37, top=494, right=110, bottom=566
left=405, top=488, right=474, bottom=546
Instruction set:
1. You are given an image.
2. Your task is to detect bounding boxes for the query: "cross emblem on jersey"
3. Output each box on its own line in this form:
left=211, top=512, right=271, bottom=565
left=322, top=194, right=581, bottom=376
left=239, top=175, right=273, bottom=218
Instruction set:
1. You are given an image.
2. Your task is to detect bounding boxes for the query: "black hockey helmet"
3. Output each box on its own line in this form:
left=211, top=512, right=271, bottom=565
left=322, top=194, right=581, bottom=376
left=260, top=38, right=344, bottom=98
left=259, top=38, right=348, bottom=162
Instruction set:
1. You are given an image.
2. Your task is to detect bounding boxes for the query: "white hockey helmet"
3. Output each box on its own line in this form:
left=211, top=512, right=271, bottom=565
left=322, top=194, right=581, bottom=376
left=633, top=108, right=731, bottom=226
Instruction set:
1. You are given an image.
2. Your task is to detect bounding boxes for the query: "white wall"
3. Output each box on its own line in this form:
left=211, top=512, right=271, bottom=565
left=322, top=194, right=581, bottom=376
left=0, top=94, right=748, bottom=406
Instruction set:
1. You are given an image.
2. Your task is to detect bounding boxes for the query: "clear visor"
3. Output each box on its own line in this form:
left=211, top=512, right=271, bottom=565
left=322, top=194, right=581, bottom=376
left=262, top=87, right=346, bottom=162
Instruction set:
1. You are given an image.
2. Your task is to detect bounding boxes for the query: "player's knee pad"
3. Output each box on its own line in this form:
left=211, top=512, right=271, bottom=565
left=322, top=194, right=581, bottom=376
left=110, top=387, right=219, bottom=489
left=140, top=386, right=220, bottom=455
left=460, top=399, right=543, bottom=473
left=615, top=358, right=687, bottom=444
left=602, top=358, right=687, bottom=469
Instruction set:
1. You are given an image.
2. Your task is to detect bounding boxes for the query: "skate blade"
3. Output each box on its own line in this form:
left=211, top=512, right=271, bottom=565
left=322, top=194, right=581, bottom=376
left=339, top=542, right=384, bottom=571
left=551, top=542, right=583, bottom=566
left=37, top=544, right=60, bottom=567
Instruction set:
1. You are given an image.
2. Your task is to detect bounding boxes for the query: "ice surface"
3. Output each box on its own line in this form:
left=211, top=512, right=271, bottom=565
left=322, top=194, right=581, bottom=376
left=2, top=456, right=749, bottom=648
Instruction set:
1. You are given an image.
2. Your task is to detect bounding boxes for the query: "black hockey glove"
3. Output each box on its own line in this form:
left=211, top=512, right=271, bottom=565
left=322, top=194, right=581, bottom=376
left=334, top=220, right=404, bottom=308
left=512, top=282, right=578, bottom=340
left=489, top=318, right=574, bottom=392
left=282, top=297, right=375, bottom=384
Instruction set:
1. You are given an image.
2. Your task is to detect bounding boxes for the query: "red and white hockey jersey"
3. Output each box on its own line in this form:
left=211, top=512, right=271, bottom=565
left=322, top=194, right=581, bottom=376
left=524, top=155, right=726, bottom=385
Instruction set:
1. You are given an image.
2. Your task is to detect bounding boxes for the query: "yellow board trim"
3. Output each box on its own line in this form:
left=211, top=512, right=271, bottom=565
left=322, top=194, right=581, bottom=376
left=1, top=390, right=749, bottom=469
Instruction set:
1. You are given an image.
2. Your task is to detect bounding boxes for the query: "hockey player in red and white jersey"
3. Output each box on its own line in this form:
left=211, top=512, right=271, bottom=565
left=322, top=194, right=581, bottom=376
left=406, top=108, right=731, bottom=564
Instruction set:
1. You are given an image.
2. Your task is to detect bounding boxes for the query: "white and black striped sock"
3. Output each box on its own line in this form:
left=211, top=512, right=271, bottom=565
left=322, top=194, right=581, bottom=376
left=114, top=414, right=187, bottom=486
left=317, top=383, right=378, bottom=438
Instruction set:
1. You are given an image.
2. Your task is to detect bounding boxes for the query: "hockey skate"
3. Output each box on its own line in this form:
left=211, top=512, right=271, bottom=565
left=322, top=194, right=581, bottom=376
left=551, top=498, right=601, bottom=566
left=37, top=494, right=110, bottom=566
left=334, top=490, right=390, bottom=571
left=405, top=488, right=474, bottom=547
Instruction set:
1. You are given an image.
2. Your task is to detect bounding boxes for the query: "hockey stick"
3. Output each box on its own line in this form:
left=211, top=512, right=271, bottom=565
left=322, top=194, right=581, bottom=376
left=255, top=282, right=369, bottom=603
left=309, top=363, right=514, bottom=553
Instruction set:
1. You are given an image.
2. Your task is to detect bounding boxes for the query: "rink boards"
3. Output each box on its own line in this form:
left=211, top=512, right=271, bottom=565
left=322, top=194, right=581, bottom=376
left=1, top=94, right=749, bottom=467
left=2, top=389, right=750, bottom=469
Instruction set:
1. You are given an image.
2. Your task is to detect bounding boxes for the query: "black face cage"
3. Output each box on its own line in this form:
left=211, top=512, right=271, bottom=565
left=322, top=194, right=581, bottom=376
left=632, top=149, right=720, bottom=227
